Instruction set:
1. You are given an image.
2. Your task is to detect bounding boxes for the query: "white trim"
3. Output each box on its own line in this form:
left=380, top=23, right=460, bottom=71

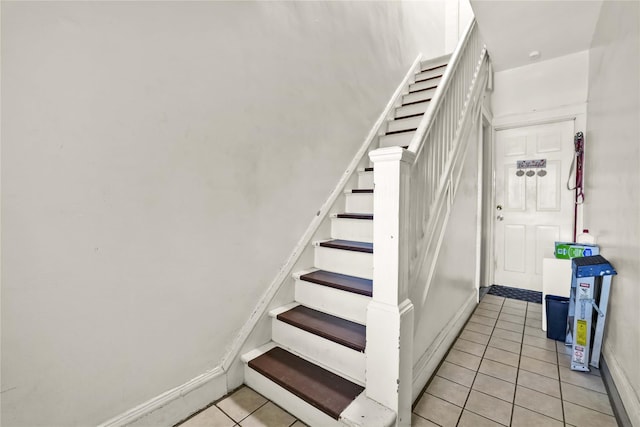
left=474, top=105, right=483, bottom=299
left=220, top=55, right=423, bottom=373
left=603, top=343, right=640, bottom=426
left=490, top=102, right=588, bottom=284
left=481, top=111, right=495, bottom=288
left=492, top=102, right=587, bottom=130
left=97, top=366, right=226, bottom=427
left=411, top=291, right=476, bottom=400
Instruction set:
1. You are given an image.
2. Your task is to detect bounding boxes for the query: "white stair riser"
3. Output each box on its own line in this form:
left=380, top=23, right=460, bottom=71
left=295, top=278, right=369, bottom=325
left=403, top=87, right=436, bottom=105
left=387, top=116, right=422, bottom=134
left=395, top=101, right=429, bottom=119
left=358, top=171, right=373, bottom=188
left=244, top=366, right=344, bottom=427
left=331, top=217, right=373, bottom=243
left=314, top=246, right=373, bottom=279
left=415, top=66, right=445, bottom=81
left=272, top=320, right=365, bottom=384
left=379, top=131, right=415, bottom=149
left=420, top=56, right=449, bottom=71
left=345, top=192, right=373, bottom=214
left=410, top=76, right=442, bottom=92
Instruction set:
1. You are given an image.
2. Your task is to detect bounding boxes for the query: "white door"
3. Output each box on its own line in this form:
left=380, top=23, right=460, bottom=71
left=494, top=120, right=575, bottom=291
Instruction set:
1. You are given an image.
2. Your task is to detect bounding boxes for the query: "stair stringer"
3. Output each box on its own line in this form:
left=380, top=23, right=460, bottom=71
left=221, top=54, right=425, bottom=390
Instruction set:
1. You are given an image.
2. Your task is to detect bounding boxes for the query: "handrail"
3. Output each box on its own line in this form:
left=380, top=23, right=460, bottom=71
left=367, top=22, right=489, bottom=423
left=407, top=18, right=476, bottom=156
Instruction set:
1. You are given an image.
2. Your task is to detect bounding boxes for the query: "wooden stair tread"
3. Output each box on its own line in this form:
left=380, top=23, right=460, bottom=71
left=351, top=189, right=373, bottom=193
left=319, top=239, right=373, bottom=253
left=395, top=112, right=425, bottom=120
left=364, top=167, right=373, bottom=172
left=300, top=269, right=372, bottom=297
left=403, top=97, right=433, bottom=106
left=415, top=74, right=443, bottom=84
left=421, top=63, right=447, bottom=73
left=408, top=86, right=437, bottom=94
left=409, top=84, right=438, bottom=93
left=248, top=346, right=364, bottom=419
left=277, top=305, right=366, bottom=351
left=386, top=128, right=417, bottom=136
left=336, top=213, right=373, bottom=220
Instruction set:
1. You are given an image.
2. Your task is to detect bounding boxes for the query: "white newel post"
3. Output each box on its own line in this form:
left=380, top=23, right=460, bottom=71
left=367, top=147, right=415, bottom=426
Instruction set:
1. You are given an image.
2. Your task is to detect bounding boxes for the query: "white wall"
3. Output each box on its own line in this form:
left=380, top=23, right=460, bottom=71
left=492, top=50, right=589, bottom=118
left=0, top=2, right=446, bottom=426
left=585, top=1, right=640, bottom=424
left=445, top=0, right=474, bottom=53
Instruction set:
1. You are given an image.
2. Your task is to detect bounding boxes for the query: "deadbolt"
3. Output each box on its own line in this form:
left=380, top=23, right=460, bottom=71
left=497, top=215, right=504, bottom=221
left=496, top=205, right=503, bottom=211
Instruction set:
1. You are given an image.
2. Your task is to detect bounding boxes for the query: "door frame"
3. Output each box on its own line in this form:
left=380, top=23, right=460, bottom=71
left=488, top=103, right=587, bottom=287
left=476, top=104, right=494, bottom=291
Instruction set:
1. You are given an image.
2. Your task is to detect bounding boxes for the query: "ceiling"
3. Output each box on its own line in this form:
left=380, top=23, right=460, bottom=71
left=470, top=0, right=603, bottom=71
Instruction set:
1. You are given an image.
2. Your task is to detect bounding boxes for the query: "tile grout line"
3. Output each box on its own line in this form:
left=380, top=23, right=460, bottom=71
left=507, top=301, right=526, bottom=426
left=425, top=296, right=616, bottom=426
left=456, top=298, right=504, bottom=426
left=509, top=303, right=569, bottom=425
left=220, top=397, right=270, bottom=425
left=557, top=340, right=567, bottom=425
left=419, top=300, right=497, bottom=426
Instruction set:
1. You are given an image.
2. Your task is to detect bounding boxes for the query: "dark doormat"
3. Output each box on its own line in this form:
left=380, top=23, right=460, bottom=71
left=486, top=285, right=542, bottom=304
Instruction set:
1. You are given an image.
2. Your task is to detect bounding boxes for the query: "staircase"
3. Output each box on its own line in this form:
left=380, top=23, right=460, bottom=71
left=241, top=56, right=451, bottom=426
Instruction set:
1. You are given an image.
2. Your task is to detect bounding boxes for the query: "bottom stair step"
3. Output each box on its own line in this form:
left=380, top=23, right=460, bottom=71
left=248, top=346, right=364, bottom=420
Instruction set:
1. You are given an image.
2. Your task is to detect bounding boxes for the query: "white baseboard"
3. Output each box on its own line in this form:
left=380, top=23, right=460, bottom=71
left=411, top=291, right=477, bottom=400
left=97, top=367, right=227, bottom=427
left=602, top=343, right=640, bottom=427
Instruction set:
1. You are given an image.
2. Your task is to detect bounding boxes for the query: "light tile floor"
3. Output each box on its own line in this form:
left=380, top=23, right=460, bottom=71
left=179, top=295, right=618, bottom=427
left=413, top=294, right=618, bottom=427
left=177, top=386, right=307, bottom=427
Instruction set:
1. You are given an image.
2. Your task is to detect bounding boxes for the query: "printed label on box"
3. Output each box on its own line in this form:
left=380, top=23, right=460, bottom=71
left=554, top=242, right=599, bottom=259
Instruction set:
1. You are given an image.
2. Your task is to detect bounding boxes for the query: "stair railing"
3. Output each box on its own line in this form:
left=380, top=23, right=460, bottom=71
left=407, top=20, right=485, bottom=294
left=366, top=19, right=489, bottom=426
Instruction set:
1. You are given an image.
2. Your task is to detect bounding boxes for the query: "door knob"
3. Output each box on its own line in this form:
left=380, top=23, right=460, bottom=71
left=497, top=215, right=504, bottom=221
left=496, top=205, right=503, bottom=210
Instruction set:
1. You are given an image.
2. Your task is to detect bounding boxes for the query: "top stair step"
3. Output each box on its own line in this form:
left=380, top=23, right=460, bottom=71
left=248, top=346, right=364, bottom=420
left=277, top=305, right=366, bottom=352
left=319, top=239, right=373, bottom=254
left=300, top=269, right=372, bottom=297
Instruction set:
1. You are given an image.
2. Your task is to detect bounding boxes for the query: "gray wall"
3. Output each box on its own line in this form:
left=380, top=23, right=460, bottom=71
left=585, top=1, right=640, bottom=423
left=0, top=2, right=445, bottom=425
